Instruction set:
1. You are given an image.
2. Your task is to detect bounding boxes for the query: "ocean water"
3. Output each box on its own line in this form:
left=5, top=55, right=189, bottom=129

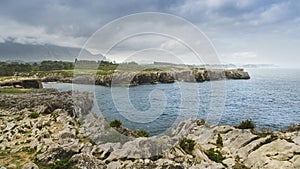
left=43, top=68, right=300, bottom=135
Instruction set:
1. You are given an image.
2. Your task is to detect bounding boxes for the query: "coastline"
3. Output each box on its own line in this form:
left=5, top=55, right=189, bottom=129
left=0, top=89, right=299, bottom=168
left=2, top=68, right=250, bottom=88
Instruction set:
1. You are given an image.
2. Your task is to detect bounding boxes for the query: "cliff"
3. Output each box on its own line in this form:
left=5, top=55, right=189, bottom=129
left=0, top=78, right=43, bottom=89
left=36, top=68, right=250, bottom=86
left=0, top=90, right=299, bottom=169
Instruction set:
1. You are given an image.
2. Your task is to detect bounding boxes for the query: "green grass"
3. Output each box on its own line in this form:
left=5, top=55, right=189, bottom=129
left=252, top=134, right=278, bottom=152
left=109, top=119, right=122, bottom=128
left=0, top=76, right=16, bottom=81
left=216, top=134, right=223, bottom=147
left=142, top=68, right=162, bottom=72
left=0, top=88, right=31, bottom=94
left=135, top=130, right=149, bottom=137
left=179, top=138, right=196, bottom=155
left=28, top=112, right=39, bottom=119
left=235, top=120, right=255, bottom=130
left=204, top=148, right=225, bottom=163
left=35, top=157, right=72, bottom=169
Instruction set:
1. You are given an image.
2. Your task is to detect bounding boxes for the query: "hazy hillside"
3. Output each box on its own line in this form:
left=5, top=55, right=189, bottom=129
left=0, top=41, right=104, bottom=62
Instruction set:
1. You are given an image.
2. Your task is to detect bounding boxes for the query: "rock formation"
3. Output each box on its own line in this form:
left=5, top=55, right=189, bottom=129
left=0, top=90, right=299, bottom=169
left=31, top=68, right=250, bottom=87
left=0, top=78, right=43, bottom=89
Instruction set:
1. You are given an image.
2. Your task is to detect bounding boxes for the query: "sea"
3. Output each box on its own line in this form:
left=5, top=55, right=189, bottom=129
left=43, top=68, right=300, bottom=136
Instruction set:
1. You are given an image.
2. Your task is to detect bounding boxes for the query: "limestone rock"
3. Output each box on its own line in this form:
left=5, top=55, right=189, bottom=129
left=22, top=162, right=39, bottom=169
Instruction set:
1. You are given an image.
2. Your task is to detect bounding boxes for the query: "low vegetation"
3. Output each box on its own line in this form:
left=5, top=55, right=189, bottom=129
left=216, top=134, right=223, bottom=147
left=135, top=130, right=149, bottom=137
left=34, top=157, right=72, bottom=169
left=233, top=162, right=250, bottom=169
left=0, top=88, right=31, bottom=94
left=109, top=119, right=122, bottom=128
left=235, top=119, right=255, bottom=130
left=28, top=112, right=39, bottom=119
left=282, top=123, right=300, bottom=132
left=179, top=138, right=196, bottom=154
left=252, top=134, right=278, bottom=152
left=204, top=148, right=225, bottom=163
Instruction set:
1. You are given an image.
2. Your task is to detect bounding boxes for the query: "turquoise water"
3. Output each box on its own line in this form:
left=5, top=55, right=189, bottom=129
left=43, top=68, right=300, bottom=135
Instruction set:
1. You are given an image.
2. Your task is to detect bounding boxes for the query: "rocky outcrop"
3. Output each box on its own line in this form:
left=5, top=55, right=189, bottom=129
left=0, top=78, right=43, bottom=89
left=2, top=90, right=297, bottom=169
left=0, top=88, right=93, bottom=117
left=36, top=68, right=250, bottom=86
left=224, top=68, right=250, bottom=80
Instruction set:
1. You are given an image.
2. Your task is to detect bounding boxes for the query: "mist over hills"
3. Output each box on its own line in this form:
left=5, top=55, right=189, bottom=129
left=0, top=41, right=104, bottom=62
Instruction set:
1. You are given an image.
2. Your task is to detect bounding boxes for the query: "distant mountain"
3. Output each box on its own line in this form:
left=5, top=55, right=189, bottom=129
left=0, top=41, right=105, bottom=62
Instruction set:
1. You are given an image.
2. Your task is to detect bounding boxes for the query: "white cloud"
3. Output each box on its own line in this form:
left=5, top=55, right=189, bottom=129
left=249, top=1, right=291, bottom=25
left=231, top=52, right=257, bottom=58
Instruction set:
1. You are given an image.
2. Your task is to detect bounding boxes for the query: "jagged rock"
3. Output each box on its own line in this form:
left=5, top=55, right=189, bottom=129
left=175, top=71, right=196, bottom=82
left=224, top=69, right=250, bottom=79
left=70, top=153, right=106, bottom=169
left=1, top=90, right=299, bottom=169
left=5, top=122, right=16, bottom=131
left=245, top=139, right=300, bottom=168
left=158, top=72, right=175, bottom=83
left=6, top=164, right=16, bottom=169
left=0, top=78, right=42, bottom=89
left=106, top=136, right=175, bottom=161
left=22, top=162, right=39, bottom=169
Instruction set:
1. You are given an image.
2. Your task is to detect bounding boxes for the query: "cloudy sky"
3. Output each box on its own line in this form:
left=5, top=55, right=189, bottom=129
left=0, top=0, right=299, bottom=67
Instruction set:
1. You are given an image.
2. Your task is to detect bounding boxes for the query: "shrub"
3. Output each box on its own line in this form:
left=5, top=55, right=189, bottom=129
left=135, top=130, right=149, bottom=137
left=233, top=162, right=250, bottom=169
left=109, top=119, right=122, bottom=128
left=235, top=120, right=255, bottom=129
left=252, top=134, right=278, bottom=151
left=29, top=112, right=39, bottom=119
left=44, top=121, right=51, bottom=127
left=216, top=134, right=223, bottom=147
left=179, top=138, right=196, bottom=154
left=204, top=148, right=225, bottom=163
left=282, top=123, right=300, bottom=132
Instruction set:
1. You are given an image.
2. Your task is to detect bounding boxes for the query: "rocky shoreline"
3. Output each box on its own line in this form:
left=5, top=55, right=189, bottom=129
left=41, top=68, right=250, bottom=86
left=0, top=89, right=299, bottom=169
left=1, top=68, right=250, bottom=88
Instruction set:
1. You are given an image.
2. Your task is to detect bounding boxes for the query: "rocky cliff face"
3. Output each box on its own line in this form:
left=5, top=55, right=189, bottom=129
left=41, top=68, right=250, bottom=87
left=1, top=90, right=297, bottom=169
left=0, top=78, right=43, bottom=89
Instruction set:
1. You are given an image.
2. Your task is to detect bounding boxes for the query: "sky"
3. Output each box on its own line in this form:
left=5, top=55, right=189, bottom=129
left=0, top=0, right=299, bottom=67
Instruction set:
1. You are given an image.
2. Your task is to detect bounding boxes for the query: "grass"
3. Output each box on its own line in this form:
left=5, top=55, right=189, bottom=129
left=142, top=68, right=162, bottom=72
left=109, top=119, right=122, bottom=128
left=252, top=134, right=278, bottom=152
left=216, top=134, right=223, bottom=147
left=135, top=130, right=149, bottom=137
left=20, top=146, right=36, bottom=154
left=28, top=112, right=39, bottom=119
left=44, top=121, right=51, bottom=127
left=34, top=157, right=72, bottom=169
left=282, top=123, right=300, bottom=132
left=0, top=76, right=16, bottom=81
left=235, top=120, right=255, bottom=130
left=0, top=88, right=31, bottom=94
left=204, top=148, right=225, bottom=163
left=179, top=138, right=196, bottom=155
left=233, top=162, right=250, bottom=169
